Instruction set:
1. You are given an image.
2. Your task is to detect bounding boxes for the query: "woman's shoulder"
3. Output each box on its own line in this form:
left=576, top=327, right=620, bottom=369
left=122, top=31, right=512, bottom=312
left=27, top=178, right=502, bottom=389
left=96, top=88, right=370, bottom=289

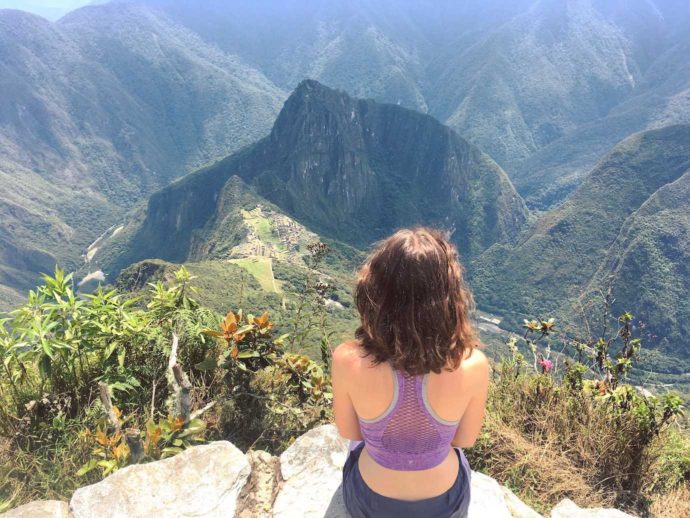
left=462, top=346, right=489, bottom=368
left=333, top=340, right=367, bottom=367
left=457, top=347, right=490, bottom=386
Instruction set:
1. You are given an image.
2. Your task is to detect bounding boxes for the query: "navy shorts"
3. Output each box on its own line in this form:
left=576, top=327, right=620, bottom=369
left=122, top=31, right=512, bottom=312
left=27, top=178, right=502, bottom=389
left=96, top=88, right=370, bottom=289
left=342, top=442, right=471, bottom=518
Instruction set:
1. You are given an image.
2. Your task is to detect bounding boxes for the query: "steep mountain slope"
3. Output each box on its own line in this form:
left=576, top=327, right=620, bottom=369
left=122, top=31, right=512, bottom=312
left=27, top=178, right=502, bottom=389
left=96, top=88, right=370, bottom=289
left=92, top=169, right=365, bottom=353
left=0, top=5, right=283, bottom=306
left=141, top=0, right=437, bottom=113
left=586, top=168, right=690, bottom=359
left=232, top=80, right=528, bottom=255
left=429, top=0, right=645, bottom=166
left=140, top=0, right=690, bottom=186
left=473, top=125, right=690, bottom=360
left=98, top=80, right=528, bottom=280
left=513, top=30, right=690, bottom=208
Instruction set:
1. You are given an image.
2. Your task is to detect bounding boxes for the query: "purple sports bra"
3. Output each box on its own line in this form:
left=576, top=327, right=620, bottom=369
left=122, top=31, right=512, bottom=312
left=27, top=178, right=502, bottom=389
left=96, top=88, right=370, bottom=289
left=357, top=365, right=461, bottom=471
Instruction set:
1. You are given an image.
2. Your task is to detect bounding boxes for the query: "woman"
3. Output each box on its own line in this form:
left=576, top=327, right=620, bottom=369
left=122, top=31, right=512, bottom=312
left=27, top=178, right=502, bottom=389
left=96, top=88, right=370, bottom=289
left=332, top=227, right=489, bottom=517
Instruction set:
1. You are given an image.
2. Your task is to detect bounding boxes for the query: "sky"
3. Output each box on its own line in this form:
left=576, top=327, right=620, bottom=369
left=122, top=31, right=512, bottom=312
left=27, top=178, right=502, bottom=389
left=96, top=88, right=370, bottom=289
left=0, top=0, right=97, bottom=20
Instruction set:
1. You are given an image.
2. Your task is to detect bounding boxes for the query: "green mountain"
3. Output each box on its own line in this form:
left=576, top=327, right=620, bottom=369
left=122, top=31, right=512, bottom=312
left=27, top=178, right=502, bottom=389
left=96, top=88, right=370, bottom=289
left=473, top=125, right=690, bottom=362
left=512, top=32, right=690, bottom=208
left=140, top=0, right=690, bottom=200
left=0, top=4, right=284, bottom=306
left=428, top=0, right=646, bottom=166
left=2, top=1, right=690, bottom=371
left=97, top=80, right=527, bottom=278
left=585, top=168, right=690, bottom=362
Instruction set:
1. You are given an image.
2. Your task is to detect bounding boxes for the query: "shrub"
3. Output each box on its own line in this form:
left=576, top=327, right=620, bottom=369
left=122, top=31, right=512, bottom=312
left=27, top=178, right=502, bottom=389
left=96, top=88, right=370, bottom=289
left=0, top=264, right=332, bottom=509
left=467, top=315, right=686, bottom=514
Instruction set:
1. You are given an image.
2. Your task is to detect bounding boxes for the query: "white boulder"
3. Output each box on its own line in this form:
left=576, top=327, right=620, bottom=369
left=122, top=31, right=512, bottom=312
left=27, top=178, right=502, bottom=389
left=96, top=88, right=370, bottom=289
left=1, top=501, right=70, bottom=518
left=69, top=441, right=250, bottom=518
left=273, top=424, right=350, bottom=517
left=550, top=498, right=637, bottom=518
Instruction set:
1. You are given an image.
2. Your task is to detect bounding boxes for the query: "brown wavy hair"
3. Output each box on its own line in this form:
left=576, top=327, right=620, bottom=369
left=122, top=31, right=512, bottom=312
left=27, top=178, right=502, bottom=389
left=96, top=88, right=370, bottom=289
left=354, top=227, right=480, bottom=375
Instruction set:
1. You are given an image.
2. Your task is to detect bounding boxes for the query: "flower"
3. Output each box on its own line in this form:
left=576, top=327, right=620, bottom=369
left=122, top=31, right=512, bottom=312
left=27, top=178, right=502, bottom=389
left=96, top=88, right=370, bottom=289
left=538, top=358, right=554, bottom=373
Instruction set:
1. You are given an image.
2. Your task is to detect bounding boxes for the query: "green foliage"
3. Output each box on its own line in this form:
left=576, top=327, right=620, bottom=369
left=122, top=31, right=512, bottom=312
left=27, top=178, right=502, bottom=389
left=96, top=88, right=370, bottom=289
left=472, top=315, right=687, bottom=513
left=77, top=413, right=206, bottom=478
left=473, top=125, right=690, bottom=367
left=197, top=280, right=333, bottom=450
left=1, top=264, right=688, bottom=516
left=285, top=242, right=336, bottom=368
left=0, top=264, right=334, bottom=509
left=0, top=268, right=188, bottom=502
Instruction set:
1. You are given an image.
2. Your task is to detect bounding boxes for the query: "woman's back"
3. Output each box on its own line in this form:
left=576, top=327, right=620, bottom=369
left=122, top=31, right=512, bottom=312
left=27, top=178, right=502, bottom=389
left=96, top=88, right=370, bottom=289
left=332, top=227, right=489, bottom=515
left=332, top=340, right=489, bottom=500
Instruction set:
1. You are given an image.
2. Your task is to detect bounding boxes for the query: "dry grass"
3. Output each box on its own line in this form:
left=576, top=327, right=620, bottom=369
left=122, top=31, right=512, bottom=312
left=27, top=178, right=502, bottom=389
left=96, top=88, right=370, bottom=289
left=472, top=412, right=609, bottom=512
left=466, top=365, right=683, bottom=515
left=650, top=483, right=690, bottom=518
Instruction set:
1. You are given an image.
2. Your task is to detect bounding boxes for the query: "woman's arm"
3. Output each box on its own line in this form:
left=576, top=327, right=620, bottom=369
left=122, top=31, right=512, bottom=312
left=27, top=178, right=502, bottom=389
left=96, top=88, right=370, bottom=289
left=331, top=342, right=364, bottom=440
left=451, top=349, right=490, bottom=448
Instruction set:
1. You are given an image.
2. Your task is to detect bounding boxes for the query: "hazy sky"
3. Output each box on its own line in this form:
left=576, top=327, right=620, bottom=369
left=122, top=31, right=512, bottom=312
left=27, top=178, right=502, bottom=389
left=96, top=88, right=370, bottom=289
left=0, top=0, right=96, bottom=20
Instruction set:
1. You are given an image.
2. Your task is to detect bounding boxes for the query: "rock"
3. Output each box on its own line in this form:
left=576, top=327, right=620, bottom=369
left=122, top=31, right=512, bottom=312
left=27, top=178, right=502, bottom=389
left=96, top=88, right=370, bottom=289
left=236, top=449, right=281, bottom=517
left=468, top=471, right=513, bottom=518
left=502, top=487, right=543, bottom=518
left=69, top=441, right=250, bottom=518
left=1, top=501, right=70, bottom=518
left=550, top=499, right=637, bottom=518
left=271, top=424, right=541, bottom=518
left=273, top=424, right=349, bottom=517
left=13, top=426, right=627, bottom=518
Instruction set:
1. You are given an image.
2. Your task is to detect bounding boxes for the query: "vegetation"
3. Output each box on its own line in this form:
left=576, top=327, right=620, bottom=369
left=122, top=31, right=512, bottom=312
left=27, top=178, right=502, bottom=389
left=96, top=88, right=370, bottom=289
left=0, top=3, right=284, bottom=308
left=0, top=264, right=332, bottom=510
left=1, top=260, right=687, bottom=515
left=473, top=125, right=690, bottom=366
left=468, top=314, right=688, bottom=516
left=1, top=5, right=690, bottom=514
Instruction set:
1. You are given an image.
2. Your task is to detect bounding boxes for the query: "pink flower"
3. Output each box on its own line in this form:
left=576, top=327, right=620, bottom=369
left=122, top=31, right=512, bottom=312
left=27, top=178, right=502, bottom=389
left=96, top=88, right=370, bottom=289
left=538, top=358, right=554, bottom=373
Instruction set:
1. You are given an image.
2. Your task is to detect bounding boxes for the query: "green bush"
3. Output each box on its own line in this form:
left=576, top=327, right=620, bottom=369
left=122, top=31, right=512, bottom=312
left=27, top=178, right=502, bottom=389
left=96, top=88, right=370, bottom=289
left=467, top=316, right=687, bottom=514
left=0, top=264, right=332, bottom=509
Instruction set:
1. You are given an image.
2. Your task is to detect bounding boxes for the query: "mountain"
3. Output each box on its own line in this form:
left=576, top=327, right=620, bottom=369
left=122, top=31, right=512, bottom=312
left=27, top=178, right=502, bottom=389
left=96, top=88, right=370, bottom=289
left=140, top=0, right=436, bottom=113
left=2, top=0, right=690, bottom=370
left=586, top=167, right=690, bottom=361
left=428, top=0, right=645, bottom=166
left=512, top=27, right=690, bottom=208
left=96, top=80, right=527, bottom=279
left=472, top=125, right=690, bottom=362
left=0, top=4, right=284, bottom=306
left=137, top=0, right=690, bottom=197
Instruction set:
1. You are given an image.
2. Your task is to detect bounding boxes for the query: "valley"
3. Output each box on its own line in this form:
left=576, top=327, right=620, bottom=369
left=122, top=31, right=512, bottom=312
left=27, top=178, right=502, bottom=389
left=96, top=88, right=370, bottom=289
left=1, top=3, right=689, bottom=514
left=1, top=0, right=689, bottom=383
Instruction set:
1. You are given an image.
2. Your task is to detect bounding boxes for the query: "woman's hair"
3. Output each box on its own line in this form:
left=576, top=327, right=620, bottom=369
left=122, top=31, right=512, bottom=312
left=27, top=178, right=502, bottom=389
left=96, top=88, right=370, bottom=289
left=354, top=227, right=480, bottom=375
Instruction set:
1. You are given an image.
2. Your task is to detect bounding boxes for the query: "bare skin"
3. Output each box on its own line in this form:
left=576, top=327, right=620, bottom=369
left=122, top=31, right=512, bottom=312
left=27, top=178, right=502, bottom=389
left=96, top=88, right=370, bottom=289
left=332, top=340, right=490, bottom=501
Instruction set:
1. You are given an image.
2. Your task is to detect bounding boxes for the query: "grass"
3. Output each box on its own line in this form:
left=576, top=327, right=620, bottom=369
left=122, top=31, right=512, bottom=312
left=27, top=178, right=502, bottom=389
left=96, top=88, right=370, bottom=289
left=229, top=256, right=278, bottom=293
left=242, top=209, right=274, bottom=244
left=465, top=358, right=690, bottom=516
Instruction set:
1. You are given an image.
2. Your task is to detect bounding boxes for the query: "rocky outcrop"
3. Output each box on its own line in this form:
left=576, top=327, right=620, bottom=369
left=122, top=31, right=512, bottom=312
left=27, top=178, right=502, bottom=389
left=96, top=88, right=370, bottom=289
left=3, top=425, right=638, bottom=517
left=273, top=425, right=349, bottom=517
left=236, top=450, right=282, bottom=517
left=550, top=499, right=636, bottom=518
left=0, top=501, right=70, bottom=518
left=108, top=80, right=528, bottom=276
left=69, top=441, right=250, bottom=517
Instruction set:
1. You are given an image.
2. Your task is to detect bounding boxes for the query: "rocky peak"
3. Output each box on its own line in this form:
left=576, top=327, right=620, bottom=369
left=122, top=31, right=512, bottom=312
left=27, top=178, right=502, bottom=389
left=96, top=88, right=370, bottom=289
left=243, top=80, right=528, bottom=254
left=104, top=81, right=528, bottom=278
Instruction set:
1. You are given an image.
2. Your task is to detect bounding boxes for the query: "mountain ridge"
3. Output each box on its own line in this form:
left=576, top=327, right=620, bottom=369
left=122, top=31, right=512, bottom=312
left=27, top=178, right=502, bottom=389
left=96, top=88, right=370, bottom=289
left=0, top=3, right=285, bottom=305
left=96, top=80, right=529, bottom=280
left=472, top=124, right=690, bottom=361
